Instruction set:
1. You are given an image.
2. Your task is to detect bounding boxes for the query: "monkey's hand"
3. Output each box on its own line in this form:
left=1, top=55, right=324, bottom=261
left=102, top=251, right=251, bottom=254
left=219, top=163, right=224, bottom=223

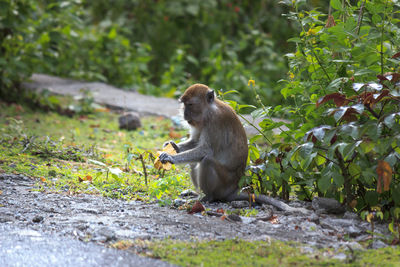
left=159, top=152, right=175, bottom=164
left=163, top=141, right=180, bottom=153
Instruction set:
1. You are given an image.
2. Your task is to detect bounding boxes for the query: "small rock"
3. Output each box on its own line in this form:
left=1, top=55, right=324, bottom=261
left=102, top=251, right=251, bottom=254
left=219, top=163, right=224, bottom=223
left=309, top=213, right=320, bottom=224
left=32, top=215, right=44, bottom=223
left=256, top=206, right=273, bottom=221
left=0, top=215, right=15, bottom=223
left=370, top=239, right=388, bottom=249
left=346, top=242, right=364, bottom=251
left=230, top=200, right=250, bottom=209
left=332, top=253, right=347, bottom=261
left=343, top=211, right=358, bottom=220
left=226, top=214, right=242, bottom=222
left=118, top=112, right=141, bottom=131
left=312, top=197, right=346, bottom=214
left=93, top=227, right=116, bottom=243
left=180, top=189, right=199, bottom=198
left=348, top=225, right=363, bottom=238
left=173, top=198, right=186, bottom=207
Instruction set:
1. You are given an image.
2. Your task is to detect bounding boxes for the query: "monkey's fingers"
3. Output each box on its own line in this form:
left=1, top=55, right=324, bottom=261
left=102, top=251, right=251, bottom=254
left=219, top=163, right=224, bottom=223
left=154, top=152, right=174, bottom=170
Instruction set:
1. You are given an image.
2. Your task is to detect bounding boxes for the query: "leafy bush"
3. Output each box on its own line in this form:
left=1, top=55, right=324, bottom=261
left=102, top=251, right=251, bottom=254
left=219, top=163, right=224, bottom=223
left=243, top=0, right=400, bottom=219
left=1, top=0, right=312, bottom=105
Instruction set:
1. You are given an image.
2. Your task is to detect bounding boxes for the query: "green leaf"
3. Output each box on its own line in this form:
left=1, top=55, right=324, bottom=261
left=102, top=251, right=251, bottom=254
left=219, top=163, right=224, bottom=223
left=300, top=152, right=316, bottom=170
left=108, top=28, right=117, bottom=39
left=298, top=142, right=314, bottom=158
left=318, top=174, right=331, bottom=193
left=330, top=0, right=342, bottom=10
left=349, top=163, right=361, bottom=178
left=359, top=141, right=374, bottom=154
left=238, top=104, right=256, bottom=112
left=88, top=159, right=106, bottom=166
left=393, top=186, right=400, bottom=206
left=332, top=171, right=344, bottom=187
left=108, top=167, right=122, bottom=176
left=315, top=154, right=327, bottom=165
left=365, top=191, right=379, bottom=206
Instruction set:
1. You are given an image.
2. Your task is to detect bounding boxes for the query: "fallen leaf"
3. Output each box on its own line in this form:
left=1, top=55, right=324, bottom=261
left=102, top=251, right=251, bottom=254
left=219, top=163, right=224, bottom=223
left=154, top=143, right=178, bottom=170
left=216, top=208, right=224, bottom=214
left=90, top=124, right=100, bottom=128
left=111, top=240, right=134, bottom=250
left=221, top=215, right=227, bottom=221
left=377, top=160, right=392, bottom=193
left=268, top=215, right=279, bottom=224
left=40, top=177, right=46, bottom=182
left=188, top=201, right=205, bottom=214
left=349, top=199, right=358, bottom=209
left=0, top=190, right=2, bottom=195
left=168, top=130, right=182, bottom=139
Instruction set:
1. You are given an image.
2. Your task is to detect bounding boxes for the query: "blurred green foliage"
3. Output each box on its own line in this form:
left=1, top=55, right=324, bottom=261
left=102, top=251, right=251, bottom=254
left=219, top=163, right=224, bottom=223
left=0, top=0, right=325, bottom=105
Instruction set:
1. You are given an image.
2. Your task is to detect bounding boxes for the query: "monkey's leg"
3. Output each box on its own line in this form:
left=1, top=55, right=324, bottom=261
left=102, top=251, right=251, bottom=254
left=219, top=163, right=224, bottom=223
left=197, top=156, right=237, bottom=202
left=190, top=163, right=200, bottom=189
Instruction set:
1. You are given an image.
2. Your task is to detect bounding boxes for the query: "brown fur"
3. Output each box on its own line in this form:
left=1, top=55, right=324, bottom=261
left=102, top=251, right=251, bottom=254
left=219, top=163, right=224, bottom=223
left=160, top=84, right=248, bottom=201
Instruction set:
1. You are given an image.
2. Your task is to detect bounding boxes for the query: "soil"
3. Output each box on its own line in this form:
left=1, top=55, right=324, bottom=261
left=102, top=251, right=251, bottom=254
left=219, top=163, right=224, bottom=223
left=0, top=173, right=390, bottom=252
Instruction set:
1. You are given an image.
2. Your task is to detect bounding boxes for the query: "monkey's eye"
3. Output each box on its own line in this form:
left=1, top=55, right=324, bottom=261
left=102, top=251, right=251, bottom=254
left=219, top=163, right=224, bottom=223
left=186, top=103, right=193, bottom=107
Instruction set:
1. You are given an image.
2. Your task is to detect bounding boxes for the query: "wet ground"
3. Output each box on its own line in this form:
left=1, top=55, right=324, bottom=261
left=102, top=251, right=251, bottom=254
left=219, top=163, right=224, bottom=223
left=0, top=173, right=391, bottom=266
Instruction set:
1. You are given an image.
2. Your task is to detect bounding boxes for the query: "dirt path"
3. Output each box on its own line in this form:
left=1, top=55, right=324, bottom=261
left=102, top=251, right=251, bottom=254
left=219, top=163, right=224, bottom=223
left=22, top=74, right=289, bottom=135
left=0, top=174, right=390, bottom=253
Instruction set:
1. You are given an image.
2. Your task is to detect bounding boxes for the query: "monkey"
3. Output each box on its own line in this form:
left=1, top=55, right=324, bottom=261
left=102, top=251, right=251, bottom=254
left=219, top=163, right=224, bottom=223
left=159, top=84, right=308, bottom=214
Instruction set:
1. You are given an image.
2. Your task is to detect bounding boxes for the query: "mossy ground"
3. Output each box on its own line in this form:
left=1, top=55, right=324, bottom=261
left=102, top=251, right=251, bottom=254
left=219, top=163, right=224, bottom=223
left=1, top=100, right=400, bottom=266
left=114, top=238, right=400, bottom=266
left=0, top=100, right=191, bottom=203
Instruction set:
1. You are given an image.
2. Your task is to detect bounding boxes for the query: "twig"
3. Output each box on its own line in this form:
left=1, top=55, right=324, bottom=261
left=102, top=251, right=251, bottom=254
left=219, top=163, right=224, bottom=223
left=138, top=154, right=148, bottom=186
left=356, top=1, right=366, bottom=35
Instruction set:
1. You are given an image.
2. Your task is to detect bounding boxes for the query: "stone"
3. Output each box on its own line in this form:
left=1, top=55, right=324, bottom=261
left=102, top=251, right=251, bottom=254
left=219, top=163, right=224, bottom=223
left=343, top=211, right=358, bottom=220
left=226, top=214, right=242, bottom=222
left=309, top=213, right=320, bottom=224
left=118, top=112, right=141, bottom=131
left=32, top=215, right=44, bottom=223
left=179, top=189, right=199, bottom=198
left=370, top=239, right=388, bottom=249
left=312, top=197, right=346, bottom=214
left=173, top=198, right=186, bottom=207
left=230, top=200, right=250, bottom=209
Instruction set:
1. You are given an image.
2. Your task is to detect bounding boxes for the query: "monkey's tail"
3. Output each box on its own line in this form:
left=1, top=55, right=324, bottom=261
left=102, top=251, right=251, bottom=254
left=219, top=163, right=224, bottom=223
left=229, top=192, right=309, bottom=215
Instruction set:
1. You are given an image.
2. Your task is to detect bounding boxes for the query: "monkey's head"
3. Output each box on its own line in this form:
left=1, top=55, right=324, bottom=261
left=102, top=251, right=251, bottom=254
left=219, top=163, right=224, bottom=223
left=179, top=84, right=215, bottom=127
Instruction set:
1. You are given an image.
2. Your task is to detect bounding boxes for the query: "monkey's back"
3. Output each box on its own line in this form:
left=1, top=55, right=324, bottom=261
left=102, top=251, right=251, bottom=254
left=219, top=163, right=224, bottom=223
left=207, top=99, right=248, bottom=173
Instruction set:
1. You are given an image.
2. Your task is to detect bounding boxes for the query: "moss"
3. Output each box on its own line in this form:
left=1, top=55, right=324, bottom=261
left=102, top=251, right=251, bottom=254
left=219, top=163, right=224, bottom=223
left=147, top=239, right=341, bottom=266
left=144, top=239, right=400, bottom=267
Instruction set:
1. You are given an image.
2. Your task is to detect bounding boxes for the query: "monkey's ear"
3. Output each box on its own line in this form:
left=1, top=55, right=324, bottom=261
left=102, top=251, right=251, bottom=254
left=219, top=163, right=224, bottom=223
left=206, top=90, right=214, bottom=103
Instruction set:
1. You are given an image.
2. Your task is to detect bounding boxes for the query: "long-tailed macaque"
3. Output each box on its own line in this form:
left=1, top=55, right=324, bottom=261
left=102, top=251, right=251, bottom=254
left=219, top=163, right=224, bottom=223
left=159, top=84, right=307, bottom=213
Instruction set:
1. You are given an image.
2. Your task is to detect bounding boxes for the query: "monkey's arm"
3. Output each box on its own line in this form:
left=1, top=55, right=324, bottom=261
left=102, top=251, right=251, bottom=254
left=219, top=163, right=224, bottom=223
left=176, top=139, right=198, bottom=152
left=159, top=145, right=210, bottom=164
left=163, top=139, right=198, bottom=153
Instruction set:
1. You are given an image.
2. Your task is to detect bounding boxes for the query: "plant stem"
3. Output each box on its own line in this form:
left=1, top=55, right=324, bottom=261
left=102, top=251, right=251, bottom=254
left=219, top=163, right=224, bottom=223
left=335, top=150, right=353, bottom=206
left=237, top=113, right=272, bottom=145
left=380, top=0, right=388, bottom=76
left=138, top=154, right=148, bottom=186
left=356, top=0, right=366, bottom=35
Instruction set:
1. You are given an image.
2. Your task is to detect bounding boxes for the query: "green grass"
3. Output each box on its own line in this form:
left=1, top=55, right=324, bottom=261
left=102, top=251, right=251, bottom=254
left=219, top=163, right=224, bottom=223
left=127, top=239, right=399, bottom=266
left=0, top=101, right=192, bottom=202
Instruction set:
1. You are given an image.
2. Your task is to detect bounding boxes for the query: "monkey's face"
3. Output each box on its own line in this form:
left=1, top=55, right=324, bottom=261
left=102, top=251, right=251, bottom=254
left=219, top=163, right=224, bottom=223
left=180, top=84, right=215, bottom=126
left=182, top=99, right=203, bottom=125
